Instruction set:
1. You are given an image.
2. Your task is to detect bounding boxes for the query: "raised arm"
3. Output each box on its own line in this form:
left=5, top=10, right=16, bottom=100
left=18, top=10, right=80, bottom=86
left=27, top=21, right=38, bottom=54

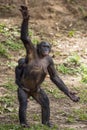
left=48, top=58, right=80, bottom=102
left=20, top=6, right=36, bottom=61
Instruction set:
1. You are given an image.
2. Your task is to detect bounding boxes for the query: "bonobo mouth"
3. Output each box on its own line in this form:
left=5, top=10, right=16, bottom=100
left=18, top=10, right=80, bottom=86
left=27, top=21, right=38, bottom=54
left=43, top=52, right=49, bottom=56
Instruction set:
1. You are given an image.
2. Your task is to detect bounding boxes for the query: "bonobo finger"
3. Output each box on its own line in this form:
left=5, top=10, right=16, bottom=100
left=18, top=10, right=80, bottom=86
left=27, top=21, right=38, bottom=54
left=21, top=5, right=28, bottom=10
left=75, top=97, right=80, bottom=102
left=69, top=91, right=77, bottom=95
left=73, top=96, right=80, bottom=102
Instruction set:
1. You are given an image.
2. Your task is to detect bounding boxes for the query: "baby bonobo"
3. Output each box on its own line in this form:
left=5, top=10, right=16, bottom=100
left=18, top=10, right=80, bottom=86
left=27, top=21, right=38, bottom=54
left=15, top=5, right=80, bottom=128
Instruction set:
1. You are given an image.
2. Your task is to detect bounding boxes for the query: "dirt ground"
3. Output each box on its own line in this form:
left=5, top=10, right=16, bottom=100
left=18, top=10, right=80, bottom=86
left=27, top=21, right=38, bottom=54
left=0, top=0, right=87, bottom=130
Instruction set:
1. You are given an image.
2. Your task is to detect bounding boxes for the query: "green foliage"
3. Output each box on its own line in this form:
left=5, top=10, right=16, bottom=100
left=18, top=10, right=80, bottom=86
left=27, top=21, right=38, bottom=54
left=29, top=29, right=33, bottom=37
left=57, top=63, right=79, bottom=75
left=5, top=40, right=23, bottom=51
left=67, top=54, right=80, bottom=65
left=4, top=80, right=17, bottom=91
left=29, top=29, right=39, bottom=45
left=0, top=95, right=15, bottom=113
left=73, top=109, right=87, bottom=121
left=0, top=95, right=13, bottom=106
left=32, top=38, right=39, bottom=45
left=81, top=74, right=87, bottom=83
left=80, top=64, right=87, bottom=74
left=0, top=124, right=58, bottom=130
left=67, top=55, right=87, bottom=83
left=0, top=23, right=6, bottom=33
left=33, top=114, right=40, bottom=121
left=79, top=88, right=87, bottom=103
left=57, top=64, right=72, bottom=74
left=6, top=61, right=17, bottom=69
left=65, top=106, right=87, bottom=125
left=0, top=125, right=22, bottom=130
left=66, top=115, right=75, bottom=123
left=80, top=64, right=87, bottom=83
left=56, top=53, right=81, bottom=75
left=68, top=30, right=75, bottom=37
left=46, top=88, right=65, bottom=99
left=56, top=53, right=87, bottom=84
left=0, top=43, right=9, bottom=58
left=0, top=23, right=23, bottom=59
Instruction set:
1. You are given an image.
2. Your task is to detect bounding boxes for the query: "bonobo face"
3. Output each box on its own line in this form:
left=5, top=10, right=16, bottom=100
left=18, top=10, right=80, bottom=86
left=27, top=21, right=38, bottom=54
left=37, top=42, right=51, bottom=57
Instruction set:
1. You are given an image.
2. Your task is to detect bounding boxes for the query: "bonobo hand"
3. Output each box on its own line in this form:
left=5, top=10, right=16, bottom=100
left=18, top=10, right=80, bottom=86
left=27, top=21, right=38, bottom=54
left=68, top=91, right=80, bottom=102
left=20, top=5, right=30, bottom=19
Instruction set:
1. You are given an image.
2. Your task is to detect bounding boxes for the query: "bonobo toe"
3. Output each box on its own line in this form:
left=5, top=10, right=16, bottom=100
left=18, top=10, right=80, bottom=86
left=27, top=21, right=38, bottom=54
left=21, top=123, right=30, bottom=128
left=46, top=122, right=53, bottom=128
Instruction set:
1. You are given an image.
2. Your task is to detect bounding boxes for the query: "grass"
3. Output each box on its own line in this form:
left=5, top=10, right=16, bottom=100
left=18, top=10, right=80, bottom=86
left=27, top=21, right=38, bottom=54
left=79, top=88, right=87, bottom=103
left=56, top=53, right=81, bottom=75
left=80, top=64, right=87, bottom=83
left=66, top=115, right=76, bottom=123
left=0, top=124, right=58, bottom=130
left=0, top=43, right=9, bottom=58
left=43, top=81, right=66, bottom=99
left=46, top=87, right=65, bottom=99
left=0, top=22, right=87, bottom=130
left=68, top=30, right=75, bottom=37
left=0, top=125, right=22, bottom=130
left=0, top=23, right=39, bottom=59
left=6, top=60, right=17, bottom=69
left=57, top=63, right=79, bottom=75
left=4, top=40, right=23, bottom=51
left=65, top=105, right=87, bottom=124
left=73, top=108, right=87, bottom=121
left=56, top=53, right=87, bottom=84
left=33, top=114, right=40, bottom=121
left=67, top=54, right=80, bottom=65
left=29, top=29, right=39, bottom=45
left=0, top=94, right=15, bottom=113
left=3, top=81, right=17, bottom=91
left=0, top=23, right=6, bottom=33
left=0, top=23, right=23, bottom=58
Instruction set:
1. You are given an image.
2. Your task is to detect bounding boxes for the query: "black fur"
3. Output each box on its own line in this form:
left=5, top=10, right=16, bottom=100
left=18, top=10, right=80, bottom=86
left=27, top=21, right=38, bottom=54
left=15, top=6, right=80, bottom=128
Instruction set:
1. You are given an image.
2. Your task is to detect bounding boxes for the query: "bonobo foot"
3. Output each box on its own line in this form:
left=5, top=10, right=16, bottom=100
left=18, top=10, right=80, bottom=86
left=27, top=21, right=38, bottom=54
left=43, top=121, right=53, bottom=128
left=21, top=123, right=30, bottom=128
left=46, top=122, right=53, bottom=128
left=20, top=5, right=30, bottom=19
left=68, top=91, right=80, bottom=102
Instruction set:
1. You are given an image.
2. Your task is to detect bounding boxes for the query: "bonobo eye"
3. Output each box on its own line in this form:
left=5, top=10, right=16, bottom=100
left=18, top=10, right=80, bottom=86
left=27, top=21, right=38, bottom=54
left=37, top=41, right=51, bottom=57
left=40, top=41, right=50, bottom=47
left=40, top=41, right=51, bottom=49
left=42, top=45, right=49, bottom=48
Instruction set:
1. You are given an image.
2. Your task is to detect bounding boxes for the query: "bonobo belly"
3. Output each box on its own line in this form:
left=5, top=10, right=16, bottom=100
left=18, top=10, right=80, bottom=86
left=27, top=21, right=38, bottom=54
left=21, top=65, right=46, bottom=91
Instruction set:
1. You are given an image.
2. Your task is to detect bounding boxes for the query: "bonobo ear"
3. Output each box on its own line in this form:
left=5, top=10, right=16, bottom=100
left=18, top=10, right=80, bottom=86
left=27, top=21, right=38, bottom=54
left=37, top=43, right=41, bottom=55
left=37, top=43, right=40, bottom=48
left=49, top=44, right=51, bottom=52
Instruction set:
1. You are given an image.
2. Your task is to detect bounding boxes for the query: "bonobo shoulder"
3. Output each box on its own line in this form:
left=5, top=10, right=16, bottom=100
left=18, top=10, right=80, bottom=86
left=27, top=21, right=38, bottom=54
left=46, top=56, right=54, bottom=65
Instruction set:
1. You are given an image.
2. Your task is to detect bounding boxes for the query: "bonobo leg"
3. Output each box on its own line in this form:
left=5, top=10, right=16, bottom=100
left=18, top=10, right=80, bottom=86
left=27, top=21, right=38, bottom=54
left=17, top=88, right=29, bottom=127
left=31, top=88, right=52, bottom=127
left=15, top=58, right=25, bottom=88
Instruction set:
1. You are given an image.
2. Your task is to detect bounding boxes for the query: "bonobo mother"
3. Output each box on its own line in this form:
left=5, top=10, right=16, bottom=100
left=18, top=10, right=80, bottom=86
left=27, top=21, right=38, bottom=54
left=15, top=5, right=80, bottom=128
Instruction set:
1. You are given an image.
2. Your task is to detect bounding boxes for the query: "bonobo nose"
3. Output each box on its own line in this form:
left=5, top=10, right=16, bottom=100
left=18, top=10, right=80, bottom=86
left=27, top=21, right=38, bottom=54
left=44, top=51, right=49, bottom=56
